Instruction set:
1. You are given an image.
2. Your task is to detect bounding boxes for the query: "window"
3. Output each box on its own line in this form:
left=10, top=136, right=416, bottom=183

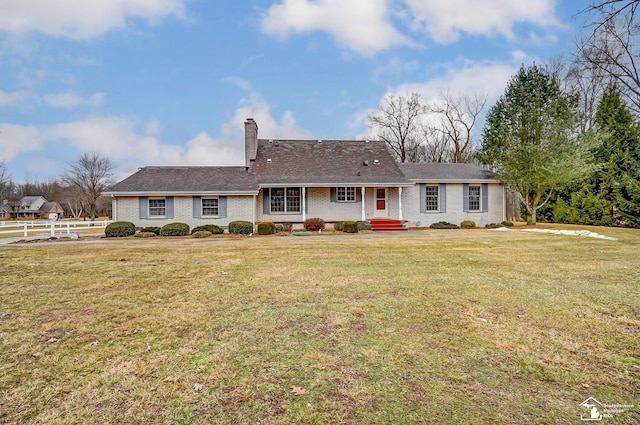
left=149, top=198, right=166, bottom=217
left=202, top=198, right=219, bottom=216
left=425, top=186, right=439, bottom=211
left=270, top=187, right=301, bottom=213
left=337, top=187, right=356, bottom=202
left=468, top=185, right=481, bottom=211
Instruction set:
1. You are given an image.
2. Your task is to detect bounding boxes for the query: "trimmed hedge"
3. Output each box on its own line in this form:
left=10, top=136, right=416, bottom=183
left=229, top=220, right=254, bottom=234
left=192, top=224, right=224, bottom=235
left=460, top=220, right=476, bottom=229
left=105, top=221, right=136, bottom=238
left=140, top=226, right=161, bottom=235
left=430, top=221, right=460, bottom=229
left=192, top=230, right=212, bottom=238
left=257, top=221, right=276, bottom=235
left=333, top=221, right=344, bottom=231
left=358, top=221, right=372, bottom=231
left=160, top=222, right=190, bottom=236
left=304, top=217, right=325, bottom=231
left=501, top=221, right=514, bottom=227
left=134, top=231, right=157, bottom=238
left=342, top=220, right=359, bottom=233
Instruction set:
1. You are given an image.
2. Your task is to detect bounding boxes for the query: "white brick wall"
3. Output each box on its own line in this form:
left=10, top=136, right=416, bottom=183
left=401, top=183, right=504, bottom=227
left=113, top=183, right=504, bottom=230
left=113, top=196, right=255, bottom=229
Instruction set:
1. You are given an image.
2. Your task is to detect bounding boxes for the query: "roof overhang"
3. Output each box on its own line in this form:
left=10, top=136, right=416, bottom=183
left=104, top=190, right=259, bottom=197
left=408, top=179, right=501, bottom=184
left=258, top=182, right=414, bottom=188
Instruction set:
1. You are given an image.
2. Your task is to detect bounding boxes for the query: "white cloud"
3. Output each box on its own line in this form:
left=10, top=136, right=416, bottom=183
left=43, top=92, right=106, bottom=109
left=403, top=0, right=560, bottom=44
left=353, top=59, right=518, bottom=137
left=261, top=0, right=411, bottom=57
left=0, top=90, right=38, bottom=109
left=0, top=123, right=42, bottom=161
left=221, top=92, right=312, bottom=142
left=0, top=0, right=186, bottom=39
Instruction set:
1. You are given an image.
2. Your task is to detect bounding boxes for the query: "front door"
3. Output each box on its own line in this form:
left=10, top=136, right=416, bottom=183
left=374, top=188, right=388, bottom=217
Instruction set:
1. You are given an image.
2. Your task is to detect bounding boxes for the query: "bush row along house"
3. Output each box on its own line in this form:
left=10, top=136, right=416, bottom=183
left=105, top=119, right=505, bottom=230
left=0, top=196, right=64, bottom=220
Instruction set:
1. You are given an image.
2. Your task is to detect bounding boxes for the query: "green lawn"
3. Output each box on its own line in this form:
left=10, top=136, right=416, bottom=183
left=1, top=226, right=638, bottom=424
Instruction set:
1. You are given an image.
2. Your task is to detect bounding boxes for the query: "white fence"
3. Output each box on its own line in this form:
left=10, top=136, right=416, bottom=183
left=0, top=220, right=112, bottom=238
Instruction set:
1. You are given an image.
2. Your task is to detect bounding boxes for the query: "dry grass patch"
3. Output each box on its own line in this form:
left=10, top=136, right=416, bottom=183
left=0, top=226, right=639, bottom=424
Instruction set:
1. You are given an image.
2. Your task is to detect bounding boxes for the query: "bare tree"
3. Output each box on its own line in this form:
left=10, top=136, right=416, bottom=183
left=579, top=0, right=640, bottom=114
left=62, top=152, right=115, bottom=220
left=368, top=93, right=427, bottom=163
left=0, top=161, right=14, bottom=201
left=423, top=91, right=487, bottom=163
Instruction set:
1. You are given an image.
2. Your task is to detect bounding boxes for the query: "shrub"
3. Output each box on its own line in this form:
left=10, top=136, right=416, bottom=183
left=333, top=221, right=344, bottom=231
left=342, top=221, right=359, bottom=233
left=140, top=226, right=161, bottom=235
left=192, top=230, right=212, bottom=238
left=460, top=220, right=476, bottom=229
left=257, top=221, right=276, bottom=235
left=134, top=231, right=156, bottom=238
left=229, top=220, right=254, bottom=234
left=282, top=222, right=293, bottom=232
left=358, top=221, right=372, bottom=231
left=105, top=221, right=136, bottom=238
left=501, top=221, right=514, bottom=227
left=304, top=218, right=325, bottom=231
left=160, top=222, right=190, bottom=236
left=275, top=224, right=283, bottom=233
left=430, top=221, right=460, bottom=229
left=485, top=223, right=503, bottom=229
left=192, top=224, right=224, bottom=235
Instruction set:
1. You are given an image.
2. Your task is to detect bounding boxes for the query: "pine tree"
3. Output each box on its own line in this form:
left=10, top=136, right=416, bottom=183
left=593, top=85, right=640, bottom=227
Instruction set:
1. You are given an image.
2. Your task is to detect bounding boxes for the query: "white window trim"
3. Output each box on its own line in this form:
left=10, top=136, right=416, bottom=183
left=271, top=187, right=301, bottom=214
left=425, top=185, right=439, bottom=212
left=148, top=197, right=166, bottom=218
left=468, top=185, right=481, bottom=212
left=201, top=197, right=219, bottom=217
left=337, top=186, right=356, bottom=203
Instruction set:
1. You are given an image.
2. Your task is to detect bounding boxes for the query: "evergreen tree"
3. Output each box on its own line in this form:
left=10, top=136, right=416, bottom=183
left=477, top=64, right=594, bottom=224
left=593, top=84, right=640, bottom=227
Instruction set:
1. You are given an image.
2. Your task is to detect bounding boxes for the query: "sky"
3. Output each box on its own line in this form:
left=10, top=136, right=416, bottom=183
left=0, top=0, right=590, bottom=183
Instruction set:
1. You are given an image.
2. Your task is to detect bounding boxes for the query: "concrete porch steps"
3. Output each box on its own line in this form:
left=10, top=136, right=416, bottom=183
left=369, top=218, right=406, bottom=231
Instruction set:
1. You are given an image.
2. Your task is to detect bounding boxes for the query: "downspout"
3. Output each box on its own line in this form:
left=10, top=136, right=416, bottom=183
left=112, top=195, right=117, bottom=221
left=502, top=185, right=506, bottom=222
left=361, top=187, right=366, bottom=221
left=302, top=187, right=307, bottom=222
left=252, top=194, right=257, bottom=231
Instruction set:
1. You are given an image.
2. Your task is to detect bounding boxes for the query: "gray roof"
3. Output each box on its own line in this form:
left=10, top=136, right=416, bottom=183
left=250, top=139, right=411, bottom=186
left=40, top=201, right=60, bottom=212
left=0, top=203, right=12, bottom=213
left=106, top=166, right=259, bottom=194
left=399, top=163, right=498, bottom=181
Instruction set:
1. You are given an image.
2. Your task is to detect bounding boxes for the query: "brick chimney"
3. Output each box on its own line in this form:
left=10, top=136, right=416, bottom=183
left=244, top=118, right=258, bottom=168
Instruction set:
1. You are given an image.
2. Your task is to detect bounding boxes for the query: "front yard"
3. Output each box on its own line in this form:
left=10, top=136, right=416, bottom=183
left=0, top=226, right=638, bottom=424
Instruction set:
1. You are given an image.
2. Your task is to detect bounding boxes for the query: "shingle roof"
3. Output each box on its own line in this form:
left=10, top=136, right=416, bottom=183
left=106, top=166, right=259, bottom=194
left=250, top=139, right=412, bottom=186
left=0, top=203, right=12, bottom=213
left=40, top=202, right=60, bottom=212
left=398, top=163, right=498, bottom=181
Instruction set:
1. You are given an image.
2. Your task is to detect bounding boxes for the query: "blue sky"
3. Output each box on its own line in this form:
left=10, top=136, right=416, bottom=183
left=0, top=0, right=588, bottom=183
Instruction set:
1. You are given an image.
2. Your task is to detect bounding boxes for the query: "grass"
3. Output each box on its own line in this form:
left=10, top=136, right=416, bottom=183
left=0, top=225, right=639, bottom=424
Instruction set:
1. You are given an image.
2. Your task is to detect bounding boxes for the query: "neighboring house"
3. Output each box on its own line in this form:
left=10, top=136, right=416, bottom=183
left=0, top=201, right=13, bottom=220
left=10, top=196, right=65, bottom=220
left=105, top=119, right=504, bottom=229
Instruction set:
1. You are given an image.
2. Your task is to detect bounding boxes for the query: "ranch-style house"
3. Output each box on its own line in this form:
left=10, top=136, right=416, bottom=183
left=105, top=119, right=505, bottom=230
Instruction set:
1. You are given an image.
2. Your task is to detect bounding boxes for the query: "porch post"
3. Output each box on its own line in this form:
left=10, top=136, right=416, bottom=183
left=302, top=187, right=307, bottom=222
left=252, top=194, right=257, bottom=230
left=398, top=187, right=403, bottom=221
left=361, top=187, right=366, bottom=221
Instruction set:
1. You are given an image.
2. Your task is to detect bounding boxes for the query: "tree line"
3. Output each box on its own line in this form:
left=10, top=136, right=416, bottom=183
left=368, top=0, right=640, bottom=227
left=0, top=152, right=115, bottom=220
